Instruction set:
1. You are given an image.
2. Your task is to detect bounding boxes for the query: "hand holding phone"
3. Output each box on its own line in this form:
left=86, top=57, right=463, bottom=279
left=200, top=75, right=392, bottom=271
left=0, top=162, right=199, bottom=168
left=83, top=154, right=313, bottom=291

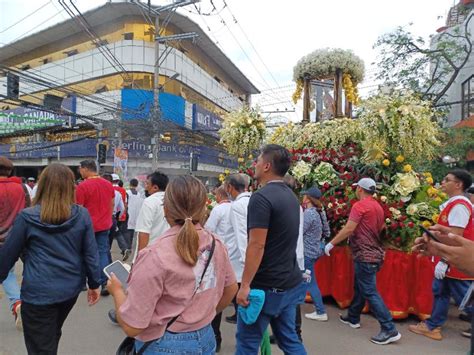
left=420, top=225, right=441, bottom=243
left=103, top=260, right=130, bottom=289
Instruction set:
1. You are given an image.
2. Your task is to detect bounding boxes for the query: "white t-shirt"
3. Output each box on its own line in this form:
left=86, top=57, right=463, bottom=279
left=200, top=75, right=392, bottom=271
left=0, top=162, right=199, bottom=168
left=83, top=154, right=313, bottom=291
left=296, top=206, right=304, bottom=271
left=126, top=189, right=145, bottom=230
left=440, top=195, right=472, bottom=228
left=135, top=191, right=170, bottom=246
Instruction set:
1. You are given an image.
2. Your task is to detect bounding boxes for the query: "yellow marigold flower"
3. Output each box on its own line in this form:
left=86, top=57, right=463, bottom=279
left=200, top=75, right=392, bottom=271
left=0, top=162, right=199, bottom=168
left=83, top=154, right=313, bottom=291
left=432, top=214, right=440, bottom=223
left=421, top=220, right=432, bottom=228
left=224, top=169, right=230, bottom=175
left=439, top=192, right=447, bottom=199
left=434, top=197, right=442, bottom=203
left=218, top=174, right=225, bottom=182
left=423, top=172, right=432, bottom=178
left=237, top=157, right=245, bottom=163
left=426, top=177, right=434, bottom=185
left=403, top=164, right=412, bottom=173
left=382, top=159, right=390, bottom=167
left=396, top=155, right=405, bottom=163
left=248, top=154, right=253, bottom=160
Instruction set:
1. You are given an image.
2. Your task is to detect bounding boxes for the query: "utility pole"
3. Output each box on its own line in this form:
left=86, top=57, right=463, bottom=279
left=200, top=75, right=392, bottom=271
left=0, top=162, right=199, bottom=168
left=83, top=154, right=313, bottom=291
left=134, top=1, right=198, bottom=171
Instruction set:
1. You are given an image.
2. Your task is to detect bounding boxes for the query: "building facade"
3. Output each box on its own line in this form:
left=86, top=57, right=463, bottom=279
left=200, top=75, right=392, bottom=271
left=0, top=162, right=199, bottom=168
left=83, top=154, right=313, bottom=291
left=0, top=1, right=259, bottom=183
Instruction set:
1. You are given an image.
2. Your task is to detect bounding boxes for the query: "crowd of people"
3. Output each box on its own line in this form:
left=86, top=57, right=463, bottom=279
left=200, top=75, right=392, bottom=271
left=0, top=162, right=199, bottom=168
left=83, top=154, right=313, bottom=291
left=0, top=145, right=473, bottom=355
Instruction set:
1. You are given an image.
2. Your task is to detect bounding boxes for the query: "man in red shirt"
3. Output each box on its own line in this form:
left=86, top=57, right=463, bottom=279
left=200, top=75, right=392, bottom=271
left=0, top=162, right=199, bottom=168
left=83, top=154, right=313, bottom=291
left=325, top=178, right=400, bottom=345
left=0, top=157, right=26, bottom=330
left=76, top=159, right=115, bottom=294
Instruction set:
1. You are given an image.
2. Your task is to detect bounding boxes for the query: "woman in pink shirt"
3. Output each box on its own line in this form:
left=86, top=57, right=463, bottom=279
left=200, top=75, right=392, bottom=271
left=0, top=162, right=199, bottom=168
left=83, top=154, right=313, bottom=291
left=108, top=176, right=238, bottom=354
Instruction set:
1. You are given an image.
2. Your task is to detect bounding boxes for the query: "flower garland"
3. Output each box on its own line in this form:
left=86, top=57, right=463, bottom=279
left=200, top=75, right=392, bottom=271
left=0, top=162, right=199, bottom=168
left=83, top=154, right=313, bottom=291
left=292, top=48, right=365, bottom=102
left=219, top=106, right=266, bottom=157
left=342, top=73, right=360, bottom=105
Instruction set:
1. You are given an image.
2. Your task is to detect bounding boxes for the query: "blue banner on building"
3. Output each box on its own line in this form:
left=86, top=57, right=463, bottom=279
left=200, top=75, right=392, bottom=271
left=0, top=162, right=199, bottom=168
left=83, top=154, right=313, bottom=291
left=121, top=89, right=185, bottom=126
left=0, top=138, right=236, bottom=168
left=192, top=104, right=222, bottom=138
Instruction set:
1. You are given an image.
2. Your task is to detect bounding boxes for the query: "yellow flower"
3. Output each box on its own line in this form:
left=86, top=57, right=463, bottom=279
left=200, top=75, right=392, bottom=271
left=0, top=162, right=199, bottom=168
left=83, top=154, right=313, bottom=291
left=224, top=169, right=230, bottom=175
left=421, top=220, right=432, bottom=228
left=248, top=154, right=253, bottom=160
left=382, top=159, right=390, bottom=167
left=247, top=119, right=253, bottom=124
left=426, top=177, right=434, bottom=185
left=403, top=164, right=412, bottom=173
left=439, top=192, right=447, bottom=199
left=237, top=157, right=245, bottom=163
left=434, top=197, right=442, bottom=203
left=396, top=155, right=405, bottom=163
left=432, top=214, right=440, bottom=223
left=218, top=174, right=225, bottom=182
left=423, top=172, right=432, bottom=178
left=427, top=187, right=438, bottom=197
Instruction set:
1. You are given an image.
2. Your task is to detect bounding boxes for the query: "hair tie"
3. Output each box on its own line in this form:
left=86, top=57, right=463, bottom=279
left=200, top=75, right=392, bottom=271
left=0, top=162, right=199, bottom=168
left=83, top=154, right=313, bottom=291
left=185, top=217, right=193, bottom=222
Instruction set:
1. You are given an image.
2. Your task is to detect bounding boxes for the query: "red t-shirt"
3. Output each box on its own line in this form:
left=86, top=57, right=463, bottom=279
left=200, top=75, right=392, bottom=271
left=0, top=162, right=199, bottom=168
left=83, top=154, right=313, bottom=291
left=348, top=196, right=385, bottom=262
left=76, top=177, right=115, bottom=233
left=0, top=177, right=26, bottom=245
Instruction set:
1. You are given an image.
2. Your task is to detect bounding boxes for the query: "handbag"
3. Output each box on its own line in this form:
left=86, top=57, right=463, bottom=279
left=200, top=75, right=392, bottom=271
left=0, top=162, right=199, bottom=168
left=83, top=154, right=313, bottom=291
left=116, top=235, right=216, bottom=355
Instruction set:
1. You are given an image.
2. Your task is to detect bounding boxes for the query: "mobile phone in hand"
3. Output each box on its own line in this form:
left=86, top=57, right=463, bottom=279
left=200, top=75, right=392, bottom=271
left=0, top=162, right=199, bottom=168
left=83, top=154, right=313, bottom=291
left=103, top=260, right=130, bottom=288
left=420, top=225, right=441, bottom=243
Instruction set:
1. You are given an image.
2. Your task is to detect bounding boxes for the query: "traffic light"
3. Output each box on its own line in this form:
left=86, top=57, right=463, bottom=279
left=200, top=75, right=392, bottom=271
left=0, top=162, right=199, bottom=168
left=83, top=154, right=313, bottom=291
left=97, top=144, right=107, bottom=164
left=191, top=155, right=198, bottom=172
left=7, top=73, right=19, bottom=99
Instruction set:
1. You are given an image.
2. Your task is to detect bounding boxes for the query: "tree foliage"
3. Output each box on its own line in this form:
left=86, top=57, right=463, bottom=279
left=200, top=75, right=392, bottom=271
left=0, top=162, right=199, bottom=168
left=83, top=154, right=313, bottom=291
left=373, top=12, right=473, bottom=105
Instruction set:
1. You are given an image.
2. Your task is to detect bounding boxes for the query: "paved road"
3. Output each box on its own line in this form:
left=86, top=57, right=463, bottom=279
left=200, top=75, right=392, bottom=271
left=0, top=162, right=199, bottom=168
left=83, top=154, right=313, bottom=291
left=0, top=255, right=470, bottom=354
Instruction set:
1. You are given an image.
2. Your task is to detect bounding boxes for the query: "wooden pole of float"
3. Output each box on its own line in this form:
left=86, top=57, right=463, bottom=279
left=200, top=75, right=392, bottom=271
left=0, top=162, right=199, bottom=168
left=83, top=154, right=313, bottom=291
left=334, top=68, right=343, bottom=118
left=302, top=74, right=310, bottom=125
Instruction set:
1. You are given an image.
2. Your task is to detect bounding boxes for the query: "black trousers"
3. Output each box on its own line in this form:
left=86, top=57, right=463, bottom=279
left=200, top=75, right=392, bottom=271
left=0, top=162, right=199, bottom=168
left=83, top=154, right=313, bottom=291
left=22, top=296, right=78, bottom=355
left=211, top=311, right=223, bottom=343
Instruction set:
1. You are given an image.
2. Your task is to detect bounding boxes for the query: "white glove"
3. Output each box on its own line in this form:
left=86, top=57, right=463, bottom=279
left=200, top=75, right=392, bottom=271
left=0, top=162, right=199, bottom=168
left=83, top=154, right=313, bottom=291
left=324, top=242, right=334, bottom=256
left=434, top=261, right=449, bottom=280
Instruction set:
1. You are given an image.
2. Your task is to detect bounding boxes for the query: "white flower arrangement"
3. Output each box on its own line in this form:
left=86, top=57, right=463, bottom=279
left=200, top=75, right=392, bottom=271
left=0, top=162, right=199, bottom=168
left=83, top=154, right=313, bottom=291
left=391, top=171, right=421, bottom=198
left=358, top=90, right=441, bottom=163
left=219, top=106, right=266, bottom=157
left=293, top=48, right=365, bottom=83
left=313, top=162, right=339, bottom=186
left=291, top=160, right=312, bottom=181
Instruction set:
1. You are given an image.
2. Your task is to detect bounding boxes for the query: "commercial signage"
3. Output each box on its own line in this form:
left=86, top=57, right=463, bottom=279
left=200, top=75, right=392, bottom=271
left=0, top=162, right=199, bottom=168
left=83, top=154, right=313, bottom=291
left=0, top=138, right=236, bottom=168
left=192, top=104, right=222, bottom=138
left=0, top=96, right=76, bottom=135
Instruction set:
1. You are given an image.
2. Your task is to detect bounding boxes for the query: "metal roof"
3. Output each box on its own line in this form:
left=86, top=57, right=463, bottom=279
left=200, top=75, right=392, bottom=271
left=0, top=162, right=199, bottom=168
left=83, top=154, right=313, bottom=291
left=0, top=1, right=260, bottom=95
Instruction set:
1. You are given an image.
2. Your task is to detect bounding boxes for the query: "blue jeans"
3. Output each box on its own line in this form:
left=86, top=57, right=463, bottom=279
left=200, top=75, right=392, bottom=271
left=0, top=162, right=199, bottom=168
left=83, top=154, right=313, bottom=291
left=95, top=230, right=111, bottom=286
left=236, top=283, right=307, bottom=355
left=1, top=266, right=21, bottom=311
left=426, top=278, right=473, bottom=329
left=304, top=256, right=326, bottom=314
left=347, top=261, right=395, bottom=332
left=135, top=324, right=215, bottom=354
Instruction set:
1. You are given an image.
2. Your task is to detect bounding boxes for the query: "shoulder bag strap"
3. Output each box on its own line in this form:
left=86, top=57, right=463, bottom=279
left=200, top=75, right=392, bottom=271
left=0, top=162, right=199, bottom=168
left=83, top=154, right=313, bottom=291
left=136, top=235, right=216, bottom=355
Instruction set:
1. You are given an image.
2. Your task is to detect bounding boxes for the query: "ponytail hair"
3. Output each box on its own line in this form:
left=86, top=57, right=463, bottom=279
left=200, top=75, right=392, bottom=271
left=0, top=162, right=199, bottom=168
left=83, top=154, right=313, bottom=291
left=163, top=176, right=208, bottom=266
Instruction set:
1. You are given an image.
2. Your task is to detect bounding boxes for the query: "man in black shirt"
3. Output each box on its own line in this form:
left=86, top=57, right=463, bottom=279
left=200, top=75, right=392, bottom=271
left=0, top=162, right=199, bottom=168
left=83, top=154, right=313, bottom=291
left=236, top=144, right=306, bottom=355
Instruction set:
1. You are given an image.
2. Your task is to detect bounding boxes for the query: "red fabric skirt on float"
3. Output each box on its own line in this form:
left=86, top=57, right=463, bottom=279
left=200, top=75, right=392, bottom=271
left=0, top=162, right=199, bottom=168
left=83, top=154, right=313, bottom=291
left=307, top=246, right=434, bottom=320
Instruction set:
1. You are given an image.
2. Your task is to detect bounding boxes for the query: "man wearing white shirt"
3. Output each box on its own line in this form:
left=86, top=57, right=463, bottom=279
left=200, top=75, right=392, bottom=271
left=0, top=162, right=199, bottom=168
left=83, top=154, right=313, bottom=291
left=124, top=178, right=145, bottom=257
left=205, top=186, right=235, bottom=352
left=134, top=171, right=169, bottom=253
left=225, top=174, right=251, bottom=324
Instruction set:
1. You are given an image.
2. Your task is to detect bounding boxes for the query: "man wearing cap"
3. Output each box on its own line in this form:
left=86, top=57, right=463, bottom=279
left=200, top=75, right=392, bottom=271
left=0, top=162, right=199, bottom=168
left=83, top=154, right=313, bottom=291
left=25, top=177, right=36, bottom=200
left=325, top=177, right=401, bottom=345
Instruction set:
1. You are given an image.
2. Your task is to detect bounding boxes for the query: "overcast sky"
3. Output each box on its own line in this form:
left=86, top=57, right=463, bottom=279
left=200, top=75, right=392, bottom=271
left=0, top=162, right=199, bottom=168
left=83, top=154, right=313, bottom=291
left=0, top=0, right=456, bottom=120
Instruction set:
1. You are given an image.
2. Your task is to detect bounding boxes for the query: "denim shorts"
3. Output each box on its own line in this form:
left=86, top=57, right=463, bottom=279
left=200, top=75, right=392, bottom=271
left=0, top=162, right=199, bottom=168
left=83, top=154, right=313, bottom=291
left=135, top=324, right=216, bottom=354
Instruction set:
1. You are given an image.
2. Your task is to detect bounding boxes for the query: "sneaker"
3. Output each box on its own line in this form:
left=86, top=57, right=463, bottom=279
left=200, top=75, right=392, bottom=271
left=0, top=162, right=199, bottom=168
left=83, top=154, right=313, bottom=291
left=305, top=312, right=328, bottom=321
left=459, top=313, right=472, bottom=323
left=461, top=328, right=471, bottom=338
left=225, top=314, right=237, bottom=324
left=339, top=314, right=360, bottom=329
left=408, top=322, right=442, bottom=341
left=122, top=249, right=131, bottom=262
left=108, top=309, right=119, bottom=325
left=370, top=330, right=401, bottom=345
left=12, top=301, right=22, bottom=331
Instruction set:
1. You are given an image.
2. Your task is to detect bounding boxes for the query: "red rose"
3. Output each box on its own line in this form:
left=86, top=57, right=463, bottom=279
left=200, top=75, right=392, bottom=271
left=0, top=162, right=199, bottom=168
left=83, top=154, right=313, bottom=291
left=407, top=221, right=415, bottom=228
left=323, top=183, right=330, bottom=189
left=390, top=223, right=398, bottom=230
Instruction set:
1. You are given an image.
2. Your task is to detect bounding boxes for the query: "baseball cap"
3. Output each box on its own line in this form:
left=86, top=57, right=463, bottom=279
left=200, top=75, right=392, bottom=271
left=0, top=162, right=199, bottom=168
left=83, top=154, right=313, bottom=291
left=27, top=177, right=35, bottom=182
left=111, top=173, right=120, bottom=181
left=300, top=186, right=322, bottom=199
left=353, top=178, right=376, bottom=192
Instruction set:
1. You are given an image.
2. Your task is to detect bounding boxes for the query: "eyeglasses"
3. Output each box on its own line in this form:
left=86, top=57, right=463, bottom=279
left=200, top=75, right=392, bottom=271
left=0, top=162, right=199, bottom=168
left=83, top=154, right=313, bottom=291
left=442, top=177, right=459, bottom=183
